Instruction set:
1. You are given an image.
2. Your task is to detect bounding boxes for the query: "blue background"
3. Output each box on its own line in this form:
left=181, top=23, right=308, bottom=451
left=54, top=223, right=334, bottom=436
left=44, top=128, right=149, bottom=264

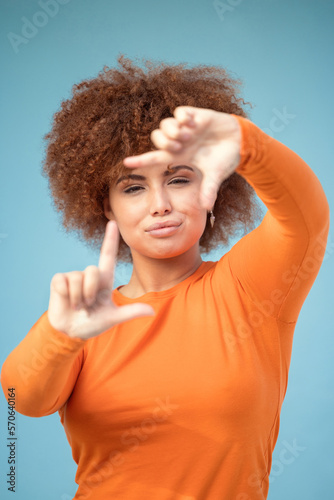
left=1, top=0, right=333, bottom=498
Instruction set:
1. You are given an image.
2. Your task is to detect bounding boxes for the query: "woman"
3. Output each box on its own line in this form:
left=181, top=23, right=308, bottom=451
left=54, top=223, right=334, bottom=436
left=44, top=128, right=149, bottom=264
left=1, top=56, right=329, bottom=499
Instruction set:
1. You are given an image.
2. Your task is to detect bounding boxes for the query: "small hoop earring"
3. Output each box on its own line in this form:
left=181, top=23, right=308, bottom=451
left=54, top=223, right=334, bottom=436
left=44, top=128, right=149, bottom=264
left=209, top=210, right=215, bottom=228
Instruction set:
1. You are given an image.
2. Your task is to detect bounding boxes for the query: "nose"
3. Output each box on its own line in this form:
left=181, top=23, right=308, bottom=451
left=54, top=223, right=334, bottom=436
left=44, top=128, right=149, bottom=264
left=150, top=187, right=172, bottom=216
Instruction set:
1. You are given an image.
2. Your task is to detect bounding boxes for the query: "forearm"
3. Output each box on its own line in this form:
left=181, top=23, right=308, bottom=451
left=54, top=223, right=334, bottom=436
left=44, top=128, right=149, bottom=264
left=1, top=312, right=85, bottom=417
left=228, top=116, right=330, bottom=322
left=233, top=115, right=329, bottom=235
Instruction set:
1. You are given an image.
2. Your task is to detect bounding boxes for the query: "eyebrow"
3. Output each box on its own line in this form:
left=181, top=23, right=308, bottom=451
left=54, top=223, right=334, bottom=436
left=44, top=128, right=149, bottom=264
left=115, top=165, right=194, bottom=185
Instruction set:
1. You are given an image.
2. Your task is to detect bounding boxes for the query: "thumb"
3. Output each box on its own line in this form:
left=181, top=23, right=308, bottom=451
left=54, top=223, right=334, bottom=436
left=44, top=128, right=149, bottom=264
left=110, top=303, right=155, bottom=325
left=200, top=174, right=219, bottom=210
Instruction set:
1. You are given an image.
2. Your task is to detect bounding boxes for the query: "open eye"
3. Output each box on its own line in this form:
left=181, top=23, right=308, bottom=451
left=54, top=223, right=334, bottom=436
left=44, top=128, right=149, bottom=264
left=123, top=185, right=144, bottom=194
left=169, top=177, right=190, bottom=185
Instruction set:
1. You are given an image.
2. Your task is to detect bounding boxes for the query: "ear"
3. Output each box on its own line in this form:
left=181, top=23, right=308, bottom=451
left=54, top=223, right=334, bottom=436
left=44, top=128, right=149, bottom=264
left=103, top=197, right=115, bottom=221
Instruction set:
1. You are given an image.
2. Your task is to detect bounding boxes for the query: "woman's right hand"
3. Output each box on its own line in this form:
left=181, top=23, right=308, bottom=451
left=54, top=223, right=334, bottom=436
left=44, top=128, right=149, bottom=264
left=47, top=221, right=155, bottom=340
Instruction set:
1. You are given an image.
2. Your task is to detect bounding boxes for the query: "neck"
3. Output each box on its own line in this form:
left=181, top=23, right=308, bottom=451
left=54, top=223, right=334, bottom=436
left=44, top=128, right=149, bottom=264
left=120, top=246, right=203, bottom=298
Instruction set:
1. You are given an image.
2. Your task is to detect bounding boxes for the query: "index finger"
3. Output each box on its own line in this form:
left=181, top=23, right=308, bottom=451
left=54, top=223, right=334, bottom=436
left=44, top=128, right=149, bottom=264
left=98, top=220, right=119, bottom=290
left=173, top=106, right=197, bottom=127
left=123, top=149, right=174, bottom=168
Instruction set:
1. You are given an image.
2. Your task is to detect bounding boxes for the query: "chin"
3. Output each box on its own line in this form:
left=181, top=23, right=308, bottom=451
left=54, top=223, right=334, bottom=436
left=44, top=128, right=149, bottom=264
left=136, top=239, right=200, bottom=260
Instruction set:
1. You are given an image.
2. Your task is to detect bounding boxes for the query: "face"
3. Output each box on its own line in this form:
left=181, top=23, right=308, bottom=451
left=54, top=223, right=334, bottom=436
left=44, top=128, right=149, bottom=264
left=104, top=164, right=208, bottom=261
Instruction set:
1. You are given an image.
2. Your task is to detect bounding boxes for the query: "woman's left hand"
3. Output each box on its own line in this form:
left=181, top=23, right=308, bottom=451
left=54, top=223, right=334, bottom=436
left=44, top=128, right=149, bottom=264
left=123, top=106, right=242, bottom=210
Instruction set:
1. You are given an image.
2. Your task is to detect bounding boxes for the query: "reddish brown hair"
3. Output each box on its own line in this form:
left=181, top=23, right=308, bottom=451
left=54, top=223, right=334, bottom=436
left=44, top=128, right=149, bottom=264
left=42, top=55, right=263, bottom=261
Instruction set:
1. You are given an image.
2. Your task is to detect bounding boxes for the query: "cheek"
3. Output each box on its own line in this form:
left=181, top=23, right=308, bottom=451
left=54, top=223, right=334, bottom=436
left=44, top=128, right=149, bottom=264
left=184, top=186, right=210, bottom=228
left=109, top=194, right=142, bottom=224
left=184, top=206, right=208, bottom=239
left=114, top=201, right=146, bottom=239
left=196, top=213, right=209, bottom=238
left=185, top=194, right=207, bottom=219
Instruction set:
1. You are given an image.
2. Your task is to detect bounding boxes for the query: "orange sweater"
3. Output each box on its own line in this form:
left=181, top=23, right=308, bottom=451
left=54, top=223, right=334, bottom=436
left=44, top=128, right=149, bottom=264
left=1, top=116, right=330, bottom=499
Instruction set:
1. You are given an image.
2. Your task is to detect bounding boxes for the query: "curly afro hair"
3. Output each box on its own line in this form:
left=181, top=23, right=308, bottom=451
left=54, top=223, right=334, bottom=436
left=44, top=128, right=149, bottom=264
left=42, top=55, right=263, bottom=261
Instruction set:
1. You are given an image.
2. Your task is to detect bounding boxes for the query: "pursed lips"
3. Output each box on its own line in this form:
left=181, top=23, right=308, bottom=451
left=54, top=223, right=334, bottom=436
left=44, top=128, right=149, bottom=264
left=145, top=221, right=182, bottom=232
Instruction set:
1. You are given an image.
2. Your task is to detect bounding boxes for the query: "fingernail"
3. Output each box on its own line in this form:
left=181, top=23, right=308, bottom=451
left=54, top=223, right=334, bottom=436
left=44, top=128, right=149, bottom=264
left=172, top=142, right=182, bottom=151
left=185, top=113, right=196, bottom=127
left=181, top=131, right=191, bottom=140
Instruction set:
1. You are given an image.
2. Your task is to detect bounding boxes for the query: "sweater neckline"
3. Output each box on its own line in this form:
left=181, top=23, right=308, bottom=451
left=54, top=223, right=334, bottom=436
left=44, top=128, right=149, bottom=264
left=112, top=261, right=214, bottom=304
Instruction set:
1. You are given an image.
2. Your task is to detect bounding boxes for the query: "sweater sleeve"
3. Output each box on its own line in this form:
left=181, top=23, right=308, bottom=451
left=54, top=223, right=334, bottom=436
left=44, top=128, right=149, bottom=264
left=0, top=312, right=86, bottom=417
left=225, top=115, right=330, bottom=324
